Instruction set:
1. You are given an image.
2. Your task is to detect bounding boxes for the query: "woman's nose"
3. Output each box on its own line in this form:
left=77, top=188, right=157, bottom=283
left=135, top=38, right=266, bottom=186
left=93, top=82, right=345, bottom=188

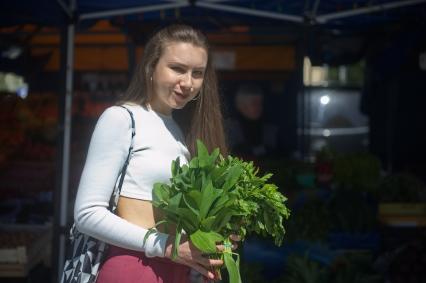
left=179, top=73, right=192, bottom=89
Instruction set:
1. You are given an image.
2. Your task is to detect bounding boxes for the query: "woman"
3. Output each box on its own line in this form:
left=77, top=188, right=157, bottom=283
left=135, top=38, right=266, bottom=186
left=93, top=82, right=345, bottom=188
left=74, top=24, right=228, bottom=282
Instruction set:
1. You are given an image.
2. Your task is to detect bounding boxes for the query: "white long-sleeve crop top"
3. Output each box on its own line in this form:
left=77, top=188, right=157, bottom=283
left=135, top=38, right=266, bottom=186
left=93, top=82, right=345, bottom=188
left=74, top=104, right=190, bottom=258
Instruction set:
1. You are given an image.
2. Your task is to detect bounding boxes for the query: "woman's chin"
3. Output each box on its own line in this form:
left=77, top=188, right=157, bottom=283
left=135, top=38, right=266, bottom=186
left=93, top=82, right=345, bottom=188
left=172, top=100, right=190, bottom=110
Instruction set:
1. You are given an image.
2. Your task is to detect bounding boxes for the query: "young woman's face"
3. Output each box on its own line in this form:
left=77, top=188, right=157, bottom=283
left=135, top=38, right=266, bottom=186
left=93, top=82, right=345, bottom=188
left=150, top=41, right=207, bottom=115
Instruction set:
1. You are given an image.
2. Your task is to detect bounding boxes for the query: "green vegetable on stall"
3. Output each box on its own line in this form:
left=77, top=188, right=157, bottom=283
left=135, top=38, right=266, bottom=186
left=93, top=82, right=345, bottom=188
left=144, top=140, right=290, bottom=283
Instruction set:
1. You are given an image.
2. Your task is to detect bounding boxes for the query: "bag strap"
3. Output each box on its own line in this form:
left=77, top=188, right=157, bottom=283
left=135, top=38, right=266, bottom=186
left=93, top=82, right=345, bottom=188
left=110, top=106, right=135, bottom=212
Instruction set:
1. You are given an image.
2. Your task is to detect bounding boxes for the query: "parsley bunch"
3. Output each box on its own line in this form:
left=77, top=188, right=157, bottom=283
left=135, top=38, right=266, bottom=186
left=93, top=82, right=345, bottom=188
left=219, top=155, right=289, bottom=246
left=148, top=140, right=290, bottom=282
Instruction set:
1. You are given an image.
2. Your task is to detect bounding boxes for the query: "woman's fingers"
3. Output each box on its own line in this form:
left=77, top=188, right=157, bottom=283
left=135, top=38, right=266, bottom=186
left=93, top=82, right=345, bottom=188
left=184, top=261, right=215, bottom=280
left=169, top=238, right=224, bottom=281
left=180, top=255, right=221, bottom=280
left=206, top=258, right=223, bottom=267
left=213, top=234, right=241, bottom=251
left=193, top=253, right=223, bottom=267
left=216, top=243, right=237, bottom=252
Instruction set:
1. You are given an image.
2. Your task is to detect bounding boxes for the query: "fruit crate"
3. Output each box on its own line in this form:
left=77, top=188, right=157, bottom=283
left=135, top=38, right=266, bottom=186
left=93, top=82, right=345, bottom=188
left=0, top=224, right=51, bottom=277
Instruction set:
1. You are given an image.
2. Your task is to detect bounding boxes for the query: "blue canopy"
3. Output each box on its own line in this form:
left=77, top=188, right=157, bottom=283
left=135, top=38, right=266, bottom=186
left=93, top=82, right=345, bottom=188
left=1, top=0, right=426, bottom=32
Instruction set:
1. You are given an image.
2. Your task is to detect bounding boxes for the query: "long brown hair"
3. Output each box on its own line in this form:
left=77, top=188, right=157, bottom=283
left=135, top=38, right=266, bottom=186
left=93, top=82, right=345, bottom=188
left=118, top=24, right=227, bottom=157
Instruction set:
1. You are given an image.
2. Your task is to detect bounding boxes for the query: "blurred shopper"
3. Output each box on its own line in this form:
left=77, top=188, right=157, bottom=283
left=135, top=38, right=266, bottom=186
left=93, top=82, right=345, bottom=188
left=226, top=83, right=279, bottom=161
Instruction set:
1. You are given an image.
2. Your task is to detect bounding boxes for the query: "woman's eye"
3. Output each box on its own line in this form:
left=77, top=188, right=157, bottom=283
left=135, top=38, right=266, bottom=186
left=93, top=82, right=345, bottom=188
left=193, top=70, right=204, bottom=78
left=171, top=66, right=185, bottom=73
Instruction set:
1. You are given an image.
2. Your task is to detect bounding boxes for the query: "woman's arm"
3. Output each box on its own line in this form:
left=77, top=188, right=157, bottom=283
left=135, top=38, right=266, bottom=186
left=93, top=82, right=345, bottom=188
left=73, top=106, right=168, bottom=257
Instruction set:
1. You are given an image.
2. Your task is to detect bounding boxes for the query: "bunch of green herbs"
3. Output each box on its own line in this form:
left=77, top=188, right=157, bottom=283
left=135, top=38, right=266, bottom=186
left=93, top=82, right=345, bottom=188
left=147, top=140, right=290, bottom=283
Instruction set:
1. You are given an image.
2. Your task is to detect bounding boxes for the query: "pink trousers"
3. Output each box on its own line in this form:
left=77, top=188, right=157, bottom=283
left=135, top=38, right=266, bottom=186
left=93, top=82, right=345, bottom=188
left=96, top=245, right=191, bottom=283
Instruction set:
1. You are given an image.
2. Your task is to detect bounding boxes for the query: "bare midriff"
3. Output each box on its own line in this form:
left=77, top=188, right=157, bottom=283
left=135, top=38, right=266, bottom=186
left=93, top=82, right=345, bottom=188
left=116, top=196, right=176, bottom=235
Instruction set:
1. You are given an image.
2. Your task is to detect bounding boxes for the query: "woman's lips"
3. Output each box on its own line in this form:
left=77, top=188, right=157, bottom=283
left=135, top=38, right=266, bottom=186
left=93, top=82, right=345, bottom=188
left=174, top=91, right=189, bottom=101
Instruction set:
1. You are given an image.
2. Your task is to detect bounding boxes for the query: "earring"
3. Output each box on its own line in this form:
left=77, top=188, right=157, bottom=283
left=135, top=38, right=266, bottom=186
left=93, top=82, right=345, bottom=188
left=190, top=87, right=194, bottom=92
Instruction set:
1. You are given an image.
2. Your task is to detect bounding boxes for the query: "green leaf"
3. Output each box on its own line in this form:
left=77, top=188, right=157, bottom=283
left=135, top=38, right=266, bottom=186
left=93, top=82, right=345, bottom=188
left=199, top=180, right=219, bottom=220
left=208, top=148, right=220, bottom=165
left=172, top=223, right=183, bottom=260
left=196, top=140, right=210, bottom=167
left=201, top=216, right=216, bottom=231
left=181, top=219, right=197, bottom=234
left=224, top=252, right=241, bottom=283
left=142, top=227, right=157, bottom=247
left=152, top=183, right=170, bottom=204
left=213, top=210, right=233, bottom=231
left=189, top=230, right=223, bottom=254
left=211, top=166, right=227, bottom=183
left=168, top=192, right=182, bottom=209
left=181, top=164, right=189, bottom=173
left=189, top=157, right=199, bottom=168
left=263, top=209, right=272, bottom=234
left=171, top=157, right=181, bottom=177
left=182, top=194, right=200, bottom=217
left=200, top=148, right=219, bottom=170
left=208, top=193, right=233, bottom=217
left=176, top=207, right=199, bottom=231
left=222, top=165, right=243, bottom=191
left=166, top=213, right=179, bottom=225
left=187, top=190, right=202, bottom=207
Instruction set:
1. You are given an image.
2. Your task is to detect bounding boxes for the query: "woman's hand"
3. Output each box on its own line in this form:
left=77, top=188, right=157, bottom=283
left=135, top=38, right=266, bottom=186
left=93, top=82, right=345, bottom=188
left=164, top=236, right=223, bottom=280
left=216, top=234, right=241, bottom=252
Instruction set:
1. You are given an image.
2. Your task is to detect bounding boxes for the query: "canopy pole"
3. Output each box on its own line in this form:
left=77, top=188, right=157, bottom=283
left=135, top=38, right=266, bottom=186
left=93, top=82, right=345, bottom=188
left=80, top=1, right=189, bottom=21
left=53, top=0, right=75, bottom=281
left=58, top=18, right=75, bottom=280
left=57, top=0, right=73, bottom=18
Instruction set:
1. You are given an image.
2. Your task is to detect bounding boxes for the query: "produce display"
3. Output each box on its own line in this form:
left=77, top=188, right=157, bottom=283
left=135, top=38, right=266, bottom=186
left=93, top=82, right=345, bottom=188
left=0, top=96, right=26, bottom=168
left=0, top=93, right=57, bottom=166
left=377, top=173, right=425, bottom=203
left=284, top=196, right=332, bottom=243
left=146, top=140, right=290, bottom=282
left=277, top=253, right=382, bottom=283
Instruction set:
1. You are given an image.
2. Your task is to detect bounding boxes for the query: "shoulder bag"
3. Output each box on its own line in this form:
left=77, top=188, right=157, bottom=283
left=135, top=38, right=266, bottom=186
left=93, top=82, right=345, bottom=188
left=60, top=106, right=135, bottom=283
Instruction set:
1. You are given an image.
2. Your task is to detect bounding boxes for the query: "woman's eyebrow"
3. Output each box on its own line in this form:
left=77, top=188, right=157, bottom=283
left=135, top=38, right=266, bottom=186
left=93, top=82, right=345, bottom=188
left=167, top=60, right=185, bottom=65
left=167, top=61, right=188, bottom=68
left=167, top=61, right=206, bottom=70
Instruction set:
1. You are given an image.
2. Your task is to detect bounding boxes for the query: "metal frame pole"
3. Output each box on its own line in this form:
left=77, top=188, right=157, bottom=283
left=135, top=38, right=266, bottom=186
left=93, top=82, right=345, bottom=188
left=80, top=1, right=189, bottom=20
left=53, top=0, right=75, bottom=281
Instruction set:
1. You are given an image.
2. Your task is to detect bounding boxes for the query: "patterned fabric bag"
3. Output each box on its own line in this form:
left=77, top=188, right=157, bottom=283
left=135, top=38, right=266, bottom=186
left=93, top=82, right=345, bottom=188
left=60, top=106, right=135, bottom=283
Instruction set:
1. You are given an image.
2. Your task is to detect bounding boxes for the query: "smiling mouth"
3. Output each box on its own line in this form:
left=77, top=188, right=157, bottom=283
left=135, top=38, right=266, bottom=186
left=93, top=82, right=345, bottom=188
left=174, top=91, right=189, bottom=100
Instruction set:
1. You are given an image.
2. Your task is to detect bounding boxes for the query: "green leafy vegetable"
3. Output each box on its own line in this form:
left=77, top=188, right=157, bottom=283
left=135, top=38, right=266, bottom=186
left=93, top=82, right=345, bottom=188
left=148, top=140, right=290, bottom=282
